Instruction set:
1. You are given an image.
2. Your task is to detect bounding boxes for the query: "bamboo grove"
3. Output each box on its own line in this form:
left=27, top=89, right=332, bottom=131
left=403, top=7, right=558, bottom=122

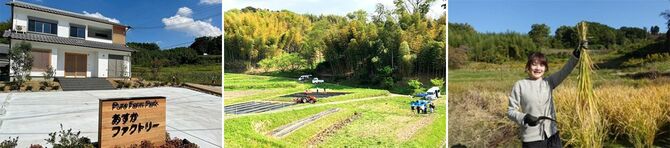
left=224, top=0, right=446, bottom=85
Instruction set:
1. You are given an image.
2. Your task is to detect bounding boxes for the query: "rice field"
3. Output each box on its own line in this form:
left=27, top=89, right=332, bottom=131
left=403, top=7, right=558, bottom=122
left=224, top=73, right=446, bottom=147
left=449, top=57, right=670, bottom=147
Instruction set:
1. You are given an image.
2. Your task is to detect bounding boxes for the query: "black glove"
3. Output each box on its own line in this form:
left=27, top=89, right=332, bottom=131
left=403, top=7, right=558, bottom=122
left=524, top=114, right=539, bottom=126
left=573, top=41, right=587, bottom=58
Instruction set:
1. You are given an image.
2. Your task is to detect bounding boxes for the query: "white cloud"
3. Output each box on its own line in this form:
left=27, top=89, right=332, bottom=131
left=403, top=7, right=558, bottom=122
left=177, top=7, right=193, bottom=17
left=82, top=11, right=120, bottom=23
left=162, top=7, right=222, bottom=37
left=200, top=0, right=222, bottom=5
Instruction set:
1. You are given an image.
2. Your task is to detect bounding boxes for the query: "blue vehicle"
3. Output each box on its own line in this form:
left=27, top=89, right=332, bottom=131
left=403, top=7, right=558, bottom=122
left=410, top=94, right=435, bottom=114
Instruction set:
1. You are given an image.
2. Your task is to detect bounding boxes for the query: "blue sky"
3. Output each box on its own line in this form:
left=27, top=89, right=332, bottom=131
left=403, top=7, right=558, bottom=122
left=449, top=0, right=670, bottom=35
left=224, top=0, right=446, bottom=20
left=0, top=0, right=222, bottom=49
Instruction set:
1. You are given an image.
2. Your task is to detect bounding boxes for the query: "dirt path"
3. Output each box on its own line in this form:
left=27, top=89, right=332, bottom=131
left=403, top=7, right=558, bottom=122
left=396, top=114, right=435, bottom=141
left=308, top=112, right=362, bottom=146
left=269, top=108, right=340, bottom=137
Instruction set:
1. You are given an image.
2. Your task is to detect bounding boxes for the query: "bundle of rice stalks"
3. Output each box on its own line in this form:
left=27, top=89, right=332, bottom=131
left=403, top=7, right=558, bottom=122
left=573, top=21, right=608, bottom=147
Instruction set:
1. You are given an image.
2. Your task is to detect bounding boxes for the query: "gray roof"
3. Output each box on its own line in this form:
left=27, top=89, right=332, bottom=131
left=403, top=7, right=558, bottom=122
left=3, top=30, right=134, bottom=52
left=7, top=1, right=128, bottom=27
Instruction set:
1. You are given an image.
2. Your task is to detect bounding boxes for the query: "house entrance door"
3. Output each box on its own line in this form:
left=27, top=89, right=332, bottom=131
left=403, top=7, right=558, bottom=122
left=64, top=53, right=87, bottom=77
left=108, top=54, right=124, bottom=77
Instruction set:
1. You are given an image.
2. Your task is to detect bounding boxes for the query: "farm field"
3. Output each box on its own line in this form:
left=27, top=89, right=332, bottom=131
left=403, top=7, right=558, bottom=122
left=448, top=50, right=670, bottom=147
left=224, top=73, right=446, bottom=147
left=132, top=64, right=222, bottom=85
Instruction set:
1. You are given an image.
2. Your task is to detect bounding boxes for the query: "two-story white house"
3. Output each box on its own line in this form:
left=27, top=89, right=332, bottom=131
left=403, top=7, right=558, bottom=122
left=2, top=1, right=133, bottom=79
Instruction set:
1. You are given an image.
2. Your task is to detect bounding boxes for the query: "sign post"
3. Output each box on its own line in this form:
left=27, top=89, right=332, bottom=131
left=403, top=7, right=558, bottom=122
left=99, top=96, right=166, bottom=148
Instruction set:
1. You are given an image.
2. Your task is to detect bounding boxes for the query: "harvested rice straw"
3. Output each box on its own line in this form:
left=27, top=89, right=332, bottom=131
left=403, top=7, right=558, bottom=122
left=574, top=21, right=607, bottom=147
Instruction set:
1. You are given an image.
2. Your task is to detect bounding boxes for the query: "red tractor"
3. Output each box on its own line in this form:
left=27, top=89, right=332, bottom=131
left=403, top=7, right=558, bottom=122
left=295, top=95, right=317, bottom=104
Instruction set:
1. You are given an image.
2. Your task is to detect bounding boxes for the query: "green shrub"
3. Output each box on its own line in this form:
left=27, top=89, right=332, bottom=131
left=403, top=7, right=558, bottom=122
left=380, top=77, right=394, bottom=89
left=45, top=124, right=95, bottom=148
left=42, top=65, right=55, bottom=80
left=646, top=53, right=670, bottom=62
left=0, top=137, right=18, bottom=148
left=407, top=79, right=425, bottom=95
left=623, top=58, right=645, bottom=67
left=258, top=53, right=308, bottom=72
left=430, top=78, right=445, bottom=93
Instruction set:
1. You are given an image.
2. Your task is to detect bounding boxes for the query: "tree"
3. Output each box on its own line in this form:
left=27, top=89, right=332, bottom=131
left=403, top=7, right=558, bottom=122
left=528, top=24, right=550, bottom=48
left=407, top=79, right=425, bottom=95
left=163, top=47, right=199, bottom=65
left=0, top=19, right=10, bottom=44
left=660, top=10, right=670, bottom=50
left=42, top=65, right=55, bottom=85
left=618, top=26, right=647, bottom=44
left=128, top=42, right=161, bottom=66
left=347, top=10, right=368, bottom=22
left=225, top=2, right=445, bottom=88
left=651, top=25, right=660, bottom=35
left=127, top=42, right=160, bottom=51
left=448, top=23, right=477, bottom=48
left=430, top=78, right=444, bottom=93
left=555, top=25, right=578, bottom=48
left=448, top=46, right=467, bottom=69
left=393, top=0, right=437, bottom=18
left=399, top=41, right=413, bottom=76
left=9, top=42, right=33, bottom=88
left=189, top=35, right=222, bottom=55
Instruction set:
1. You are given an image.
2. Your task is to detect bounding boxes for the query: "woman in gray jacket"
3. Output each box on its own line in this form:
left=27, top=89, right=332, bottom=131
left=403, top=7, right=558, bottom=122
left=507, top=43, right=583, bottom=148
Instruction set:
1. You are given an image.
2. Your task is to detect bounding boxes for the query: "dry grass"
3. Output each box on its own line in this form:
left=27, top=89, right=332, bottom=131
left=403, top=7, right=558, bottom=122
left=555, top=84, right=670, bottom=147
left=448, top=90, right=520, bottom=147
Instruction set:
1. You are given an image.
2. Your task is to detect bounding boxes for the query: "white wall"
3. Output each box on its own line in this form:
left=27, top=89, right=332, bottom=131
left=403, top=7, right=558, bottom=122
left=9, top=7, right=131, bottom=79
left=12, top=7, right=114, bottom=43
left=9, top=41, right=131, bottom=78
left=87, top=37, right=113, bottom=44
left=97, top=52, right=108, bottom=77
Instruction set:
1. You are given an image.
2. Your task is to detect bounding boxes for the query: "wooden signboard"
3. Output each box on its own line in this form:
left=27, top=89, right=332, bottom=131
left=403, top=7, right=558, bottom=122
left=99, top=96, right=166, bottom=148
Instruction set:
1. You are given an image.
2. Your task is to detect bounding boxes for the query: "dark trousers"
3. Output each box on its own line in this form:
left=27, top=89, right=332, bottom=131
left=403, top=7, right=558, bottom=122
left=522, top=132, right=562, bottom=148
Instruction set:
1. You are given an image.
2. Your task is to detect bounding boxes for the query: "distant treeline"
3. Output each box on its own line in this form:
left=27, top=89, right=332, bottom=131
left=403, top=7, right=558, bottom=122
left=225, top=0, right=446, bottom=87
left=448, top=22, right=664, bottom=67
left=129, top=35, right=222, bottom=67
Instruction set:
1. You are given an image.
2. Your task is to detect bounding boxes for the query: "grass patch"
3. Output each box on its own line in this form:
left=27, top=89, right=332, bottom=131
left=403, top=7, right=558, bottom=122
left=133, top=64, right=221, bottom=85
left=224, top=96, right=445, bottom=147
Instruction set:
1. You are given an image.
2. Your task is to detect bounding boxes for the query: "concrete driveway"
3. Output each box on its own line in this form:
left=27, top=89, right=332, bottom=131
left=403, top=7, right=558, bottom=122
left=0, top=87, right=222, bottom=147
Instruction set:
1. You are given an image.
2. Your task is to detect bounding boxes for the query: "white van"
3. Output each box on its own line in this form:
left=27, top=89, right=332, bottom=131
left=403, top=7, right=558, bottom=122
left=425, top=87, right=441, bottom=100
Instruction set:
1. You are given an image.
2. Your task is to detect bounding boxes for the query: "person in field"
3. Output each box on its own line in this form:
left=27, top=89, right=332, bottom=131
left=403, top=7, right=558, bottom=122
left=507, top=42, right=584, bottom=148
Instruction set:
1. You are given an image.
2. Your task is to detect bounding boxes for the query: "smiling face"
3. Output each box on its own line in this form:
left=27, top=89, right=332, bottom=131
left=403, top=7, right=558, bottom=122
left=525, top=52, right=549, bottom=80
left=527, top=62, right=546, bottom=80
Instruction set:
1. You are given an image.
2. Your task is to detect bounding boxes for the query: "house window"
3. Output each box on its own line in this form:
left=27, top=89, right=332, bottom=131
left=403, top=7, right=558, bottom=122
left=88, top=27, right=112, bottom=40
left=28, top=19, right=57, bottom=34
left=31, top=49, right=51, bottom=71
left=70, top=25, right=85, bottom=38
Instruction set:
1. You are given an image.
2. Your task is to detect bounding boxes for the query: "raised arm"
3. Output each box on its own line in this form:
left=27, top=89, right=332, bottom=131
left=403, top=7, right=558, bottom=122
left=507, top=82, right=525, bottom=126
left=546, top=55, right=578, bottom=89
